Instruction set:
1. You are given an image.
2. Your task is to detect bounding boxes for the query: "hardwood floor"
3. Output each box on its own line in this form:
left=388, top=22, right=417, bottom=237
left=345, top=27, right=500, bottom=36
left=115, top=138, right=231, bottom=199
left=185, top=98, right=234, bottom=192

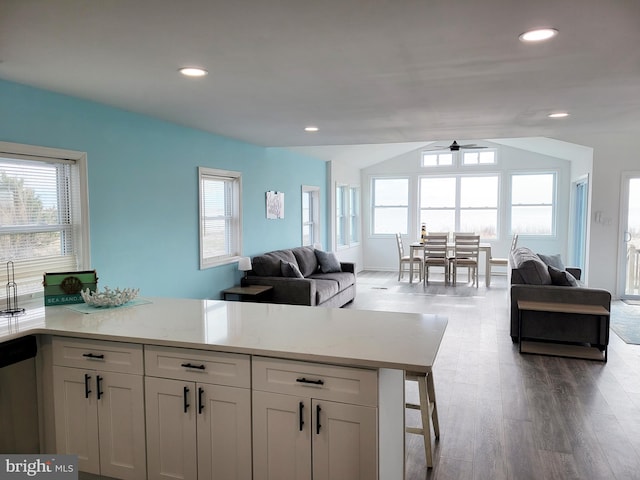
left=345, top=271, right=640, bottom=480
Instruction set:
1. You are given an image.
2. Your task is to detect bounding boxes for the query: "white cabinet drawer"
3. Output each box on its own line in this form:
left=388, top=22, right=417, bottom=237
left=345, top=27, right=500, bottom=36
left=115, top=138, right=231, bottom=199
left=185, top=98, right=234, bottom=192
left=144, top=345, right=250, bottom=388
left=52, top=336, right=143, bottom=374
left=252, top=357, right=378, bottom=407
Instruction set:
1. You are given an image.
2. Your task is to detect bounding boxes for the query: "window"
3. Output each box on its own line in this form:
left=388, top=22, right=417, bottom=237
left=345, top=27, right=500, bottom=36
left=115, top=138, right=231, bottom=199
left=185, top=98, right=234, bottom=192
left=419, top=175, right=499, bottom=238
left=199, top=167, right=242, bottom=268
left=0, top=142, right=89, bottom=297
left=302, top=185, right=320, bottom=246
left=372, top=178, right=409, bottom=234
left=422, top=151, right=453, bottom=167
left=462, top=149, right=496, bottom=165
left=336, top=184, right=348, bottom=246
left=419, top=177, right=456, bottom=232
left=511, top=173, right=555, bottom=235
left=459, top=176, right=498, bottom=237
left=349, top=186, right=360, bottom=245
left=335, top=184, right=360, bottom=247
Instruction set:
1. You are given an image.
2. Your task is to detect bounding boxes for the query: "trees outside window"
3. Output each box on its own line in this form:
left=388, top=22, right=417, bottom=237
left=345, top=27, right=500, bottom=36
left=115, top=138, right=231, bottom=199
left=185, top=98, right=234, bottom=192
left=0, top=142, right=89, bottom=296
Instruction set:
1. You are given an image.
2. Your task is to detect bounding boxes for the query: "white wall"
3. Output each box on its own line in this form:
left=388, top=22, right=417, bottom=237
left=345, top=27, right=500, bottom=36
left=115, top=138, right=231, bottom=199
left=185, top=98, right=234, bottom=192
left=361, top=142, right=573, bottom=273
left=563, top=131, right=638, bottom=296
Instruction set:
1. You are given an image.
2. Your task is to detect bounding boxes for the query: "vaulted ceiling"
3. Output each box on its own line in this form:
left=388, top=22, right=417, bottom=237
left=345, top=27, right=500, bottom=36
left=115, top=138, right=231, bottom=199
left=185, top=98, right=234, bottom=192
left=1, top=0, right=639, bottom=158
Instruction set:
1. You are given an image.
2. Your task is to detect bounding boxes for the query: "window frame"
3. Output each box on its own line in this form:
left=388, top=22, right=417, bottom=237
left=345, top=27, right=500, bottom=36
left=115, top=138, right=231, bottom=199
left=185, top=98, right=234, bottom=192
left=461, top=148, right=497, bottom=166
left=198, top=167, right=242, bottom=269
left=419, top=175, right=457, bottom=233
left=371, top=176, right=410, bottom=236
left=336, top=184, right=349, bottom=248
left=301, top=185, right=320, bottom=246
left=0, top=141, right=90, bottom=299
left=421, top=150, right=454, bottom=168
left=419, top=173, right=500, bottom=239
left=348, top=186, right=360, bottom=246
left=510, top=171, right=557, bottom=237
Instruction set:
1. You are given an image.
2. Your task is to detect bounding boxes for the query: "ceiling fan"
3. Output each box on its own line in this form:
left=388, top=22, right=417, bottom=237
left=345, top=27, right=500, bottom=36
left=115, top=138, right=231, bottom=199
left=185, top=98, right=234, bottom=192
left=424, top=140, right=487, bottom=152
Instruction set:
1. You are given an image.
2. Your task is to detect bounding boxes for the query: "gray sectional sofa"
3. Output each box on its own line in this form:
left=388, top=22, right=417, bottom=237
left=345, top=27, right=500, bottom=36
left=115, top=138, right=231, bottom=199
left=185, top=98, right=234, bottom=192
left=241, top=246, right=356, bottom=307
left=509, top=247, right=611, bottom=349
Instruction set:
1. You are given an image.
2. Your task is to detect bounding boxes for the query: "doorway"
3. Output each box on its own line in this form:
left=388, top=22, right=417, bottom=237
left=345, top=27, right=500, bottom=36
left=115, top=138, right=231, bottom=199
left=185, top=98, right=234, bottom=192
left=571, top=177, right=588, bottom=272
left=619, top=173, right=640, bottom=299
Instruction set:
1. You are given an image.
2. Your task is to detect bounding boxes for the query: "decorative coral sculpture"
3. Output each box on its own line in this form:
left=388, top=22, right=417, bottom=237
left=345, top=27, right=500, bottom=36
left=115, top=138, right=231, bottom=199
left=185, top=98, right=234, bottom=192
left=81, top=286, right=139, bottom=307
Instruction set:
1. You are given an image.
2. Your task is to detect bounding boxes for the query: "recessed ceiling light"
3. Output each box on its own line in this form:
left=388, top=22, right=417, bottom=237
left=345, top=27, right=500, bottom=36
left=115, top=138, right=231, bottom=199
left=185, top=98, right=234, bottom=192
left=519, top=28, right=558, bottom=43
left=548, top=112, right=570, bottom=118
left=304, top=126, right=319, bottom=132
left=179, top=67, right=208, bottom=77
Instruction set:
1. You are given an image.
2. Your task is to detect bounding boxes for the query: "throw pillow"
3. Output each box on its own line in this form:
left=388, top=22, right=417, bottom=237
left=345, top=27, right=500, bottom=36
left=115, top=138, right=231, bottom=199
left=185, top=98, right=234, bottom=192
left=280, top=260, right=304, bottom=278
left=252, top=250, right=297, bottom=276
left=548, top=265, right=578, bottom=286
left=314, top=249, right=342, bottom=273
left=511, top=247, right=552, bottom=285
left=292, top=246, right=319, bottom=277
left=537, top=253, right=566, bottom=271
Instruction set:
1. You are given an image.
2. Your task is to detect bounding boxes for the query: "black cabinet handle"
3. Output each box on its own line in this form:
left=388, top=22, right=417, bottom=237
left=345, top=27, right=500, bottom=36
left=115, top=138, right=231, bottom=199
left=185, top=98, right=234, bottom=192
left=181, top=363, right=205, bottom=370
left=316, top=404, right=322, bottom=434
left=96, top=375, right=103, bottom=400
left=84, top=374, right=91, bottom=399
left=183, top=386, right=190, bottom=413
left=83, top=353, right=105, bottom=360
left=299, top=401, right=305, bottom=431
left=296, top=377, right=324, bottom=385
left=198, top=387, right=204, bottom=414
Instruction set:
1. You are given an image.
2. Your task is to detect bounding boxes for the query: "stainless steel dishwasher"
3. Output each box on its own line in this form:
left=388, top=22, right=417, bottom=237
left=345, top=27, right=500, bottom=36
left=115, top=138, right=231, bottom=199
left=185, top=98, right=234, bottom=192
left=0, top=335, right=40, bottom=453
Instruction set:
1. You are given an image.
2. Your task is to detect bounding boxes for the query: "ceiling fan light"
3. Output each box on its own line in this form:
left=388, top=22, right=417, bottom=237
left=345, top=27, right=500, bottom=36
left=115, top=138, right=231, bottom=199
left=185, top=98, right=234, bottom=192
left=519, top=28, right=558, bottom=43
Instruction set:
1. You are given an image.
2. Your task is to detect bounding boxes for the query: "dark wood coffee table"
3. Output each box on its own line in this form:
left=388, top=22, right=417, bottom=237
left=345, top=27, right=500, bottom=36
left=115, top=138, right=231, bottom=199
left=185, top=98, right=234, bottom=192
left=222, top=285, right=273, bottom=302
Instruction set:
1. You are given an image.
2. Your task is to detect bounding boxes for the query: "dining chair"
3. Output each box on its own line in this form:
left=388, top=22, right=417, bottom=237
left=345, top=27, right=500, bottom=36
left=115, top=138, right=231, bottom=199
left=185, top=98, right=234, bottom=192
left=449, top=234, right=480, bottom=287
left=449, top=231, right=474, bottom=243
left=423, top=234, right=449, bottom=287
left=488, top=234, right=519, bottom=282
left=396, top=232, right=423, bottom=281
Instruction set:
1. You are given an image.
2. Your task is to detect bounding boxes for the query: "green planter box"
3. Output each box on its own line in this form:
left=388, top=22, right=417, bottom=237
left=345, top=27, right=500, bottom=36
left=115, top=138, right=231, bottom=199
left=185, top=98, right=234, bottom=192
left=43, top=270, right=98, bottom=306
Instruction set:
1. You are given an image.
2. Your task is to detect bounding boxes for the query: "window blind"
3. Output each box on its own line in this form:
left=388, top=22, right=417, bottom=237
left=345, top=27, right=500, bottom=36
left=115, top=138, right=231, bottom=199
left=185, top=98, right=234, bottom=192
left=0, top=155, right=81, bottom=296
left=200, top=170, right=240, bottom=266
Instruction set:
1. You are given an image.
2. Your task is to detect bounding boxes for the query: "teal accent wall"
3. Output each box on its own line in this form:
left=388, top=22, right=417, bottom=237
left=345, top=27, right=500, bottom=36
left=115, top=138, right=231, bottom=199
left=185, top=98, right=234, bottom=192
left=0, top=79, right=327, bottom=299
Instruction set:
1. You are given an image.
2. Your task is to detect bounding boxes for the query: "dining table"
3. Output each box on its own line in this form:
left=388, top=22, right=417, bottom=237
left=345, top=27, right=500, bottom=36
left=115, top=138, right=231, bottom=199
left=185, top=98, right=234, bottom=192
left=409, top=241, right=493, bottom=286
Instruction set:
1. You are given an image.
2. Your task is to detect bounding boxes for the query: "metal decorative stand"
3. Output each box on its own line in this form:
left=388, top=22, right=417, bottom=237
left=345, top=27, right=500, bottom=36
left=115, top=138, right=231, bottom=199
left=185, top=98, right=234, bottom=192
left=1, top=261, right=26, bottom=317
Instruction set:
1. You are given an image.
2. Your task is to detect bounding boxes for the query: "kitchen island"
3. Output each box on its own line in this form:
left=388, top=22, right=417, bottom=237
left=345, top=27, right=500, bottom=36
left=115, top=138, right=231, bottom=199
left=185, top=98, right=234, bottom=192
left=1, top=297, right=447, bottom=480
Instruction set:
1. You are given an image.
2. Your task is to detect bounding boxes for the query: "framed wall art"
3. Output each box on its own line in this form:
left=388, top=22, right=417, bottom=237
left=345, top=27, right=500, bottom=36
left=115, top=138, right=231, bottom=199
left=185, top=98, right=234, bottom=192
left=266, top=191, right=284, bottom=219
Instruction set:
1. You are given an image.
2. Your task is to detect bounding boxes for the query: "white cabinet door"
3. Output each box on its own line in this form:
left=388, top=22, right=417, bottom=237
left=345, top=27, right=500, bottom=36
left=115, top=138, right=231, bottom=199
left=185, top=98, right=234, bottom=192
left=252, top=391, right=311, bottom=480
left=97, top=371, right=147, bottom=480
left=145, top=377, right=197, bottom=480
left=196, top=383, right=252, bottom=480
left=312, top=400, right=378, bottom=480
left=52, top=366, right=100, bottom=475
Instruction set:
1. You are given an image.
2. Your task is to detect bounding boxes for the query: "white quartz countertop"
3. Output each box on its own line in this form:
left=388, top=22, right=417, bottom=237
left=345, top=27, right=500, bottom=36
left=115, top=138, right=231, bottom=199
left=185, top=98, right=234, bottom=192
left=1, top=297, right=447, bottom=372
